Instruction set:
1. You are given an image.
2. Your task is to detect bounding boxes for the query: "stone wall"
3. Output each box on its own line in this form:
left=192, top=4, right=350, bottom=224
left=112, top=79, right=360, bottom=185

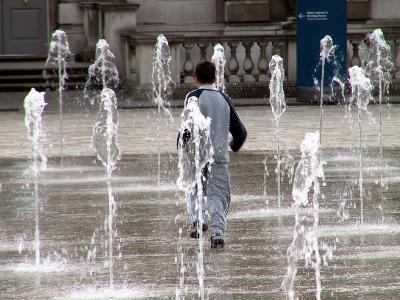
left=57, top=0, right=217, bottom=56
left=58, top=1, right=85, bottom=58
left=58, top=0, right=140, bottom=64
left=133, top=0, right=216, bottom=24
left=371, top=0, right=400, bottom=19
left=56, top=0, right=400, bottom=87
left=57, top=0, right=133, bottom=55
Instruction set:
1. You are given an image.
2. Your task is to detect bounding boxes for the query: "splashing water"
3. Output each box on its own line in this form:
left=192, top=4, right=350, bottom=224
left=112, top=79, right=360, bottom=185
left=262, top=154, right=269, bottom=202
left=211, top=44, right=226, bottom=93
left=365, top=29, right=393, bottom=187
left=152, top=34, right=174, bottom=185
left=84, top=39, right=119, bottom=105
left=283, top=132, right=324, bottom=300
left=92, top=88, right=120, bottom=287
left=23, top=88, right=47, bottom=266
left=316, top=36, right=346, bottom=144
left=177, top=96, right=213, bottom=299
left=175, top=227, right=185, bottom=299
left=44, top=30, right=71, bottom=167
left=177, top=96, right=214, bottom=190
left=349, top=66, right=373, bottom=224
left=268, top=55, right=286, bottom=207
left=283, top=153, right=296, bottom=184
left=319, top=35, right=334, bottom=145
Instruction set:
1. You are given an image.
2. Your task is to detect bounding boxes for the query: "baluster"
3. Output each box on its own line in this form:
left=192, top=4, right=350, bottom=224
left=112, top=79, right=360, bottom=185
left=270, top=41, right=281, bottom=79
left=272, top=40, right=282, bottom=57
left=266, top=42, right=272, bottom=79
left=258, top=41, right=268, bottom=82
left=183, top=43, right=195, bottom=83
left=272, top=41, right=287, bottom=79
left=395, top=39, right=400, bottom=79
left=347, top=40, right=352, bottom=67
left=361, top=37, right=369, bottom=69
left=198, top=42, right=208, bottom=61
left=243, top=41, right=255, bottom=82
left=228, top=42, right=240, bottom=83
left=350, top=40, right=361, bottom=67
left=283, top=41, right=289, bottom=79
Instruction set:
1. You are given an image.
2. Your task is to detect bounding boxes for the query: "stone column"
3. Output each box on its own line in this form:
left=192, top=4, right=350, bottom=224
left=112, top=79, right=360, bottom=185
left=288, top=40, right=296, bottom=82
left=81, top=3, right=100, bottom=61
left=350, top=40, right=361, bottom=67
left=395, top=39, right=400, bottom=80
left=100, top=2, right=141, bottom=78
left=135, top=43, right=154, bottom=86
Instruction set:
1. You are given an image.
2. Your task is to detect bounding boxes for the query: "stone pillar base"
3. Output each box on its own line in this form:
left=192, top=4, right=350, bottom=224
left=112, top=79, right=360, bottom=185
left=243, top=75, right=256, bottom=82
left=229, top=75, right=241, bottom=83
left=258, top=74, right=269, bottom=82
left=184, top=76, right=195, bottom=84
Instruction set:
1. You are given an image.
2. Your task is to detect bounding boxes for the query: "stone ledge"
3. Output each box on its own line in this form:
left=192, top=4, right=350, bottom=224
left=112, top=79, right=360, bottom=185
left=348, top=0, right=371, bottom=20
left=120, top=81, right=297, bottom=105
left=225, top=0, right=270, bottom=23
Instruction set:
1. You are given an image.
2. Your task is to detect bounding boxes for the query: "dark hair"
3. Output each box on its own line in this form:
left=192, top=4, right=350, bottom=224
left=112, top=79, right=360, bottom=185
left=195, top=61, right=216, bottom=84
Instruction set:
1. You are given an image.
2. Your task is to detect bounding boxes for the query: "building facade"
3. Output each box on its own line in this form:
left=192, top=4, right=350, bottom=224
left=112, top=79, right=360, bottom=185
left=0, top=0, right=399, bottom=99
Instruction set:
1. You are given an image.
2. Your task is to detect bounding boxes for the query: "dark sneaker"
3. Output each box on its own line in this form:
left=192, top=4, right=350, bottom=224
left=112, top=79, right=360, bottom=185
left=189, top=222, right=208, bottom=239
left=210, top=234, right=225, bottom=249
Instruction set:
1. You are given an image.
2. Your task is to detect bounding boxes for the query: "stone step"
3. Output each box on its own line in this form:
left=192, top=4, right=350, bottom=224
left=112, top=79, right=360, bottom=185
left=0, top=60, right=90, bottom=92
left=0, top=82, right=86, bottom=92
left=0, top=73, right=87, bottom=81
left=0, top=55, right=47, bottom=62
left=0, top=62, right=89, bottom=71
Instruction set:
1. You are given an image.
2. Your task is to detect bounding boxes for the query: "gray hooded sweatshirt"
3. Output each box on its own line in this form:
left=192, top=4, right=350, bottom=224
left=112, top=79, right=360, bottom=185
left=181, top=84, right=247, bottom=163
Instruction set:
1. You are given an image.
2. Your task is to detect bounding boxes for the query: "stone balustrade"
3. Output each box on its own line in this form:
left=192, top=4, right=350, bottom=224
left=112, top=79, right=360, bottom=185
left=120, top=21, right=400, bottom=100
left=346, top=24, right=400, bottom=97
left=178, top=39, right=291, bottom=85
left=347, top=29, right=400, bottom=81
left=121, top=27, right=296, bottom=98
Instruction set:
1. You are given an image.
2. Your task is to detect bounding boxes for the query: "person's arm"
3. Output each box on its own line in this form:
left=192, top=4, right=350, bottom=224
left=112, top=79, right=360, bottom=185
left=229, top=107, right=247, bottom=152
left=177, top=131, right=181, bottom=149
left=221, top=93, right=247, bottom=151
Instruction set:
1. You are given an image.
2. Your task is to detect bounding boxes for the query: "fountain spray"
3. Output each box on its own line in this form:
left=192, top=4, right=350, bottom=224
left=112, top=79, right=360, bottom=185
left=211, top=44, right=226, bottom=93
left=317, top=36, right=347, bottom=140
left=318, top=35, right=335, bottom=145
left=44, top=30, right=70, bottom=167
left=349, top=66, right=373, bottom=224
left=177, top=96, right=213, bottom=300
left=152, top=34, right=174, bottom=185
left=84, top=39, right=119, bottom=105
left=365, top=29, right=393, bottom=187
left=268, top=55, right=287, bottom=208
left=24, top=88, right=47, bottom=266
left=283, top=132, right=324, bottom=300
left=92, top=88, right=120, bottom=287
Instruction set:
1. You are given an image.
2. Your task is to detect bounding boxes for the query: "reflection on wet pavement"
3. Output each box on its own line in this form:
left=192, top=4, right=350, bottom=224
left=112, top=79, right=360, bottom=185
left=0, top=151, right=400, bottom=299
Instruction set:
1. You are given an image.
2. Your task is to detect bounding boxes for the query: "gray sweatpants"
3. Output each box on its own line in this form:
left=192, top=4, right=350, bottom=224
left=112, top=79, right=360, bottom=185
left=186, top=162, right=231, bottom=236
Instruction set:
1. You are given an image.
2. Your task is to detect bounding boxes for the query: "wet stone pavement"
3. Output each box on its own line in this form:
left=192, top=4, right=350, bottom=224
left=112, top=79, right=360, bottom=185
left=0, top=105, right=400, bottom=299
left=0, top=105, right=399, bottom=158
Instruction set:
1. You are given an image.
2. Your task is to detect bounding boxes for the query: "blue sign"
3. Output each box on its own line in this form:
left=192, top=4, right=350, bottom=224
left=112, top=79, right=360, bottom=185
left=297, top=0, right=347, bottom=102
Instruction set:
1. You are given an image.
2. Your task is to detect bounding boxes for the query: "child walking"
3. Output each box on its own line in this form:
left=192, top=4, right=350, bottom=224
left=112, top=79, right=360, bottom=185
left=179, top=61, right=247, bottom=248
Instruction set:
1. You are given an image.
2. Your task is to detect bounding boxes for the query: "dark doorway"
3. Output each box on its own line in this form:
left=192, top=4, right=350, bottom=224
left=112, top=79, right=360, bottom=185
left=1, top=0, right=48, bottom=56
